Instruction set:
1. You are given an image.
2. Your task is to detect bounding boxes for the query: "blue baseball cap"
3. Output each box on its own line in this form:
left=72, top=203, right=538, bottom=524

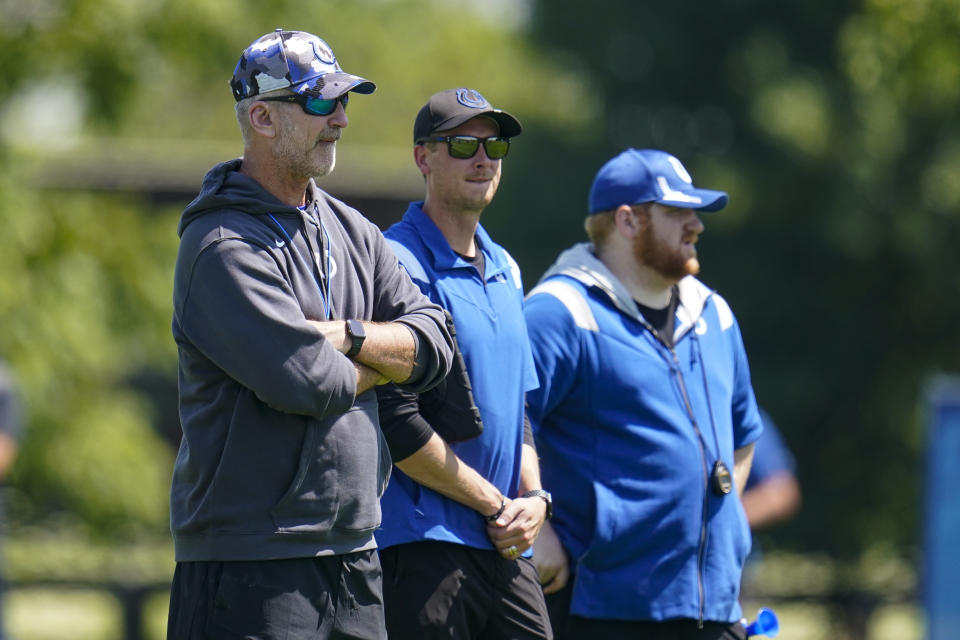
left=588, top=148, right=728, bottom=214
left=230, top=29, right=376, bottom=102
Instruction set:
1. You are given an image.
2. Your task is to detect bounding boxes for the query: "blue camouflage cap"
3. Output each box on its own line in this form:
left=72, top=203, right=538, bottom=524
left=230, top=29, right=376, bottom=102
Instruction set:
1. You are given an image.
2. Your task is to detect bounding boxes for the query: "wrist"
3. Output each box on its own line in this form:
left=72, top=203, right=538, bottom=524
left=522, top=489, right=553, bottom=520
left=483, top=497, right=506, bottom=523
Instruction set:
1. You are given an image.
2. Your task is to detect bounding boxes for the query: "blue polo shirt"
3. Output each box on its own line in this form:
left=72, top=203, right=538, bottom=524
left=376, top=201, right=538, bottom=550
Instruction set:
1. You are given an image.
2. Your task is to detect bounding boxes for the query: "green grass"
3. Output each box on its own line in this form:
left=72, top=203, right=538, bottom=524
left=0, top=537, right=926, bottom=639
left=0, top=591, right=923, bottom=640
left=7, top=589, right=121, bottom=640
left=5, top=588, right=167, bottom=640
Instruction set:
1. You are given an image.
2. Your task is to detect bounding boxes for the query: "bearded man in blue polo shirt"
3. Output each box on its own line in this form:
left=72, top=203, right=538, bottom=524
left=375, top=88, right=552, bottom=640
left=525, top=149, right=763, bottom=640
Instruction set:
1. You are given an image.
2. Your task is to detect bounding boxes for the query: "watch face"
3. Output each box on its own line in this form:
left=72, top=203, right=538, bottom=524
left=347, top=319, right=365, bottom=338
left=345, top=320, right=366, bottom=358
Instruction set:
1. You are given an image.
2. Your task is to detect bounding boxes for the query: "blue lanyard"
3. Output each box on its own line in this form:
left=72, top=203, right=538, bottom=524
left=267, top=206, right=332, bottom=319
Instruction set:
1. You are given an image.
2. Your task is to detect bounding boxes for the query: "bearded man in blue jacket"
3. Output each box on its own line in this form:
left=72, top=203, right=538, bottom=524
left=525, top=148, right=763, bottom=640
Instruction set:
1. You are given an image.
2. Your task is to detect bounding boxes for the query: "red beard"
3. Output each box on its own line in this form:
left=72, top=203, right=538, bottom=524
left=633, top=222, right=700, bottom=280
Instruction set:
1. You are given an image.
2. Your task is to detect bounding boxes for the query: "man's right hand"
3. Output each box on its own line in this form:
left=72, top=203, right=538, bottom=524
left=355, top=361, right=388, bottom=395
left=533, top=520, right=570, bottom=594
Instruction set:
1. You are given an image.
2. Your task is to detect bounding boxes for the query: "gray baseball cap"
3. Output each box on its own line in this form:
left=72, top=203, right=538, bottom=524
left=230, top=29, right=376, bottom=102
left=413, top=88, right=522, bottom=143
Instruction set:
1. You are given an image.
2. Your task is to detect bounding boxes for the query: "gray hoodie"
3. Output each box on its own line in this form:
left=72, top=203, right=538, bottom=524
left=171, top=159, right=452, bottom=561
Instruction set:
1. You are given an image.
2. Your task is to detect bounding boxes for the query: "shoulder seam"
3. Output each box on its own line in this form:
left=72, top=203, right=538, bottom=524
left=527, top=279, right=599, bottom=332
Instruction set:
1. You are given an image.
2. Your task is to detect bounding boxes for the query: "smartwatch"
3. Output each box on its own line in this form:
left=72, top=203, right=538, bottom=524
left=522, top=489, right=553, bottom=520
left=345, top=320, right=366, bottom=358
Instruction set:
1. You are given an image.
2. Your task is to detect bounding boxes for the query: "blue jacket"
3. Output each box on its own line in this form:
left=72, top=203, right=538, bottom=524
left=524, top=243, right=762, bottom=623
left=376, top=202, right=538, bottom=550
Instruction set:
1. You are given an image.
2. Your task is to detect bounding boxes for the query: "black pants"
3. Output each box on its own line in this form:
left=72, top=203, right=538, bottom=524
left=545, top=580, right=746, bottom=640
left=380, top=540, right=552, bottom=640
left=166, top=552, right=386, bottom=640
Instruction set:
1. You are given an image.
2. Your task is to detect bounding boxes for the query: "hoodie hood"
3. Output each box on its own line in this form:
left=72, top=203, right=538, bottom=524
left=539, top=242, right=716, bottom=340
left=178, top=159, right=302, bottom=237
left=539, top=242, right=643, bottom=322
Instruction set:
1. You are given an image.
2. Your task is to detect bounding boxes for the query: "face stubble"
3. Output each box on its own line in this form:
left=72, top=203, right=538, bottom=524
left=272, top=108, right=339, bottom=181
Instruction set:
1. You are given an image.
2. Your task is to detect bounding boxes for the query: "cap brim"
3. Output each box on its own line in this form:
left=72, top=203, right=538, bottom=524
left=297, top=72, right=377, bottom=99
left=658, top=188, right=728, bottom=212
left=434, top=109, right=523, bottom=138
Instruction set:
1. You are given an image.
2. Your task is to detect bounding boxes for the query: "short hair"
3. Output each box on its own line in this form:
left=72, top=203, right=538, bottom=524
left=585, top=204, right=651, bottom=249
left=235, top=89, right=293, bottom=145
left=235, top=96, right=256, bottom=144
left=584, top=209, right=617, bottom=248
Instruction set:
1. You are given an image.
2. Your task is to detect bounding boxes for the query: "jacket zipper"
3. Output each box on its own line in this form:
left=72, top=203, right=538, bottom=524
left=669, top=347, right=709, bottom=628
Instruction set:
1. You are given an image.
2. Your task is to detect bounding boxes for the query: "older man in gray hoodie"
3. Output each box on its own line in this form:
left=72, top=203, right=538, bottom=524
left=167, top=29, right=453, bottom=640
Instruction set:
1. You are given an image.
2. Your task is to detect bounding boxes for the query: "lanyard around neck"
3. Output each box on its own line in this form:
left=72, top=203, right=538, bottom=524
left=267, top=205, right=332, bottom=319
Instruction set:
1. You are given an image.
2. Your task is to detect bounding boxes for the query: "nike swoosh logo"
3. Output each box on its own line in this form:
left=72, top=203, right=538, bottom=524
left=275, top=239, right=286, bottom=248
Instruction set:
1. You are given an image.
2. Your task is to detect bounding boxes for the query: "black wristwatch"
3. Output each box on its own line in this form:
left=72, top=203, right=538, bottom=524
left=522, top=489, right=553, bottom=520
left=345, top=320, right=366, bottom=358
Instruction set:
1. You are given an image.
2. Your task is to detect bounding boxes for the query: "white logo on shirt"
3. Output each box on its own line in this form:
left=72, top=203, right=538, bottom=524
left=317, top=250, right=338, bottom=281
left=695, top=317, right=708, bottom=335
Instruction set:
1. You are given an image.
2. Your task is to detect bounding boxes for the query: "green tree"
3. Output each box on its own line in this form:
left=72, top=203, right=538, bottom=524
left=0, top=180, right=177, bottom=536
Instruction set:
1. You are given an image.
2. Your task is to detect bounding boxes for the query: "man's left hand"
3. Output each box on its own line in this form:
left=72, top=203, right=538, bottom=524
left=486, top=495, right=547, bottom=560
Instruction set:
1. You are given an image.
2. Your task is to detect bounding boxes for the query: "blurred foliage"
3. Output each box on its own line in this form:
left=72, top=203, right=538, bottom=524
left=0, top=176, right=178, bottom=536
left=0, top=0, right=592, bottom=146
left=6, top=524, right=172, bottom=583
left=0, top=0, right=956, bottom=563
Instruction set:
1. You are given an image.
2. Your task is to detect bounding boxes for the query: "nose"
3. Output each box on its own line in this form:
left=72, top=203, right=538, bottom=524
left=687, top=210, right=704, bottom=233
left=473, top=143, right=496, bottom=167
left=327, top=100, right=348, bottom=128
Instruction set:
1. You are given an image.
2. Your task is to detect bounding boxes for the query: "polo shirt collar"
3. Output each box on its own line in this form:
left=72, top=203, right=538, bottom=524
left=402, top=202, right=509, bottom=280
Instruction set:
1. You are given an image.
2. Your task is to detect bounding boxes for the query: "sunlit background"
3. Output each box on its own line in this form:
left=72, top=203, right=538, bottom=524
left=1, top=0, right=958, bottom=637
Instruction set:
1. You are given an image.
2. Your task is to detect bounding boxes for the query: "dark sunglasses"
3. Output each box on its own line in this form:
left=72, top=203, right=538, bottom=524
left=416, top=135, right=511, bottom=160
left=259, top=93, right=349, bottom=116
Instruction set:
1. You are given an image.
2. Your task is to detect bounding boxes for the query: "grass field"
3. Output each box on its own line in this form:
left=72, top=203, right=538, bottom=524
left=0, top=534, right=924, bottom=640
left=5, top=588, right=167, bottom=640
left=0, top=590, right=923, bottom=640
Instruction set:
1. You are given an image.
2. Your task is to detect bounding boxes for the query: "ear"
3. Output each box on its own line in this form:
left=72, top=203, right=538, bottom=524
left=248, top=101, right=278, bottom=138
left=413, top=144, right=432, bottom=176
left=614, top=204, right=645, bottom=238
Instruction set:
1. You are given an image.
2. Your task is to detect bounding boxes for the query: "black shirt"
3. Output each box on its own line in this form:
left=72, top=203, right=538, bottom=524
left=635, top=287, right=679, bottom=347
left=454, top=241, right=485, bottom=281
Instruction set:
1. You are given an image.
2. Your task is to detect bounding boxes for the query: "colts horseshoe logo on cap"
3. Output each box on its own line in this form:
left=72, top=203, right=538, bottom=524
left=310, top=39, right=336, bottom=65
left=666, top=155, right=693, bottom=184
left=456, top=88, right=490, bottom=109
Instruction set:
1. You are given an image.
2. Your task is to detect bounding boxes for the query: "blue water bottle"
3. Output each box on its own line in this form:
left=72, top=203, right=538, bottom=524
left=743, top=608, right=779, bottom=638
